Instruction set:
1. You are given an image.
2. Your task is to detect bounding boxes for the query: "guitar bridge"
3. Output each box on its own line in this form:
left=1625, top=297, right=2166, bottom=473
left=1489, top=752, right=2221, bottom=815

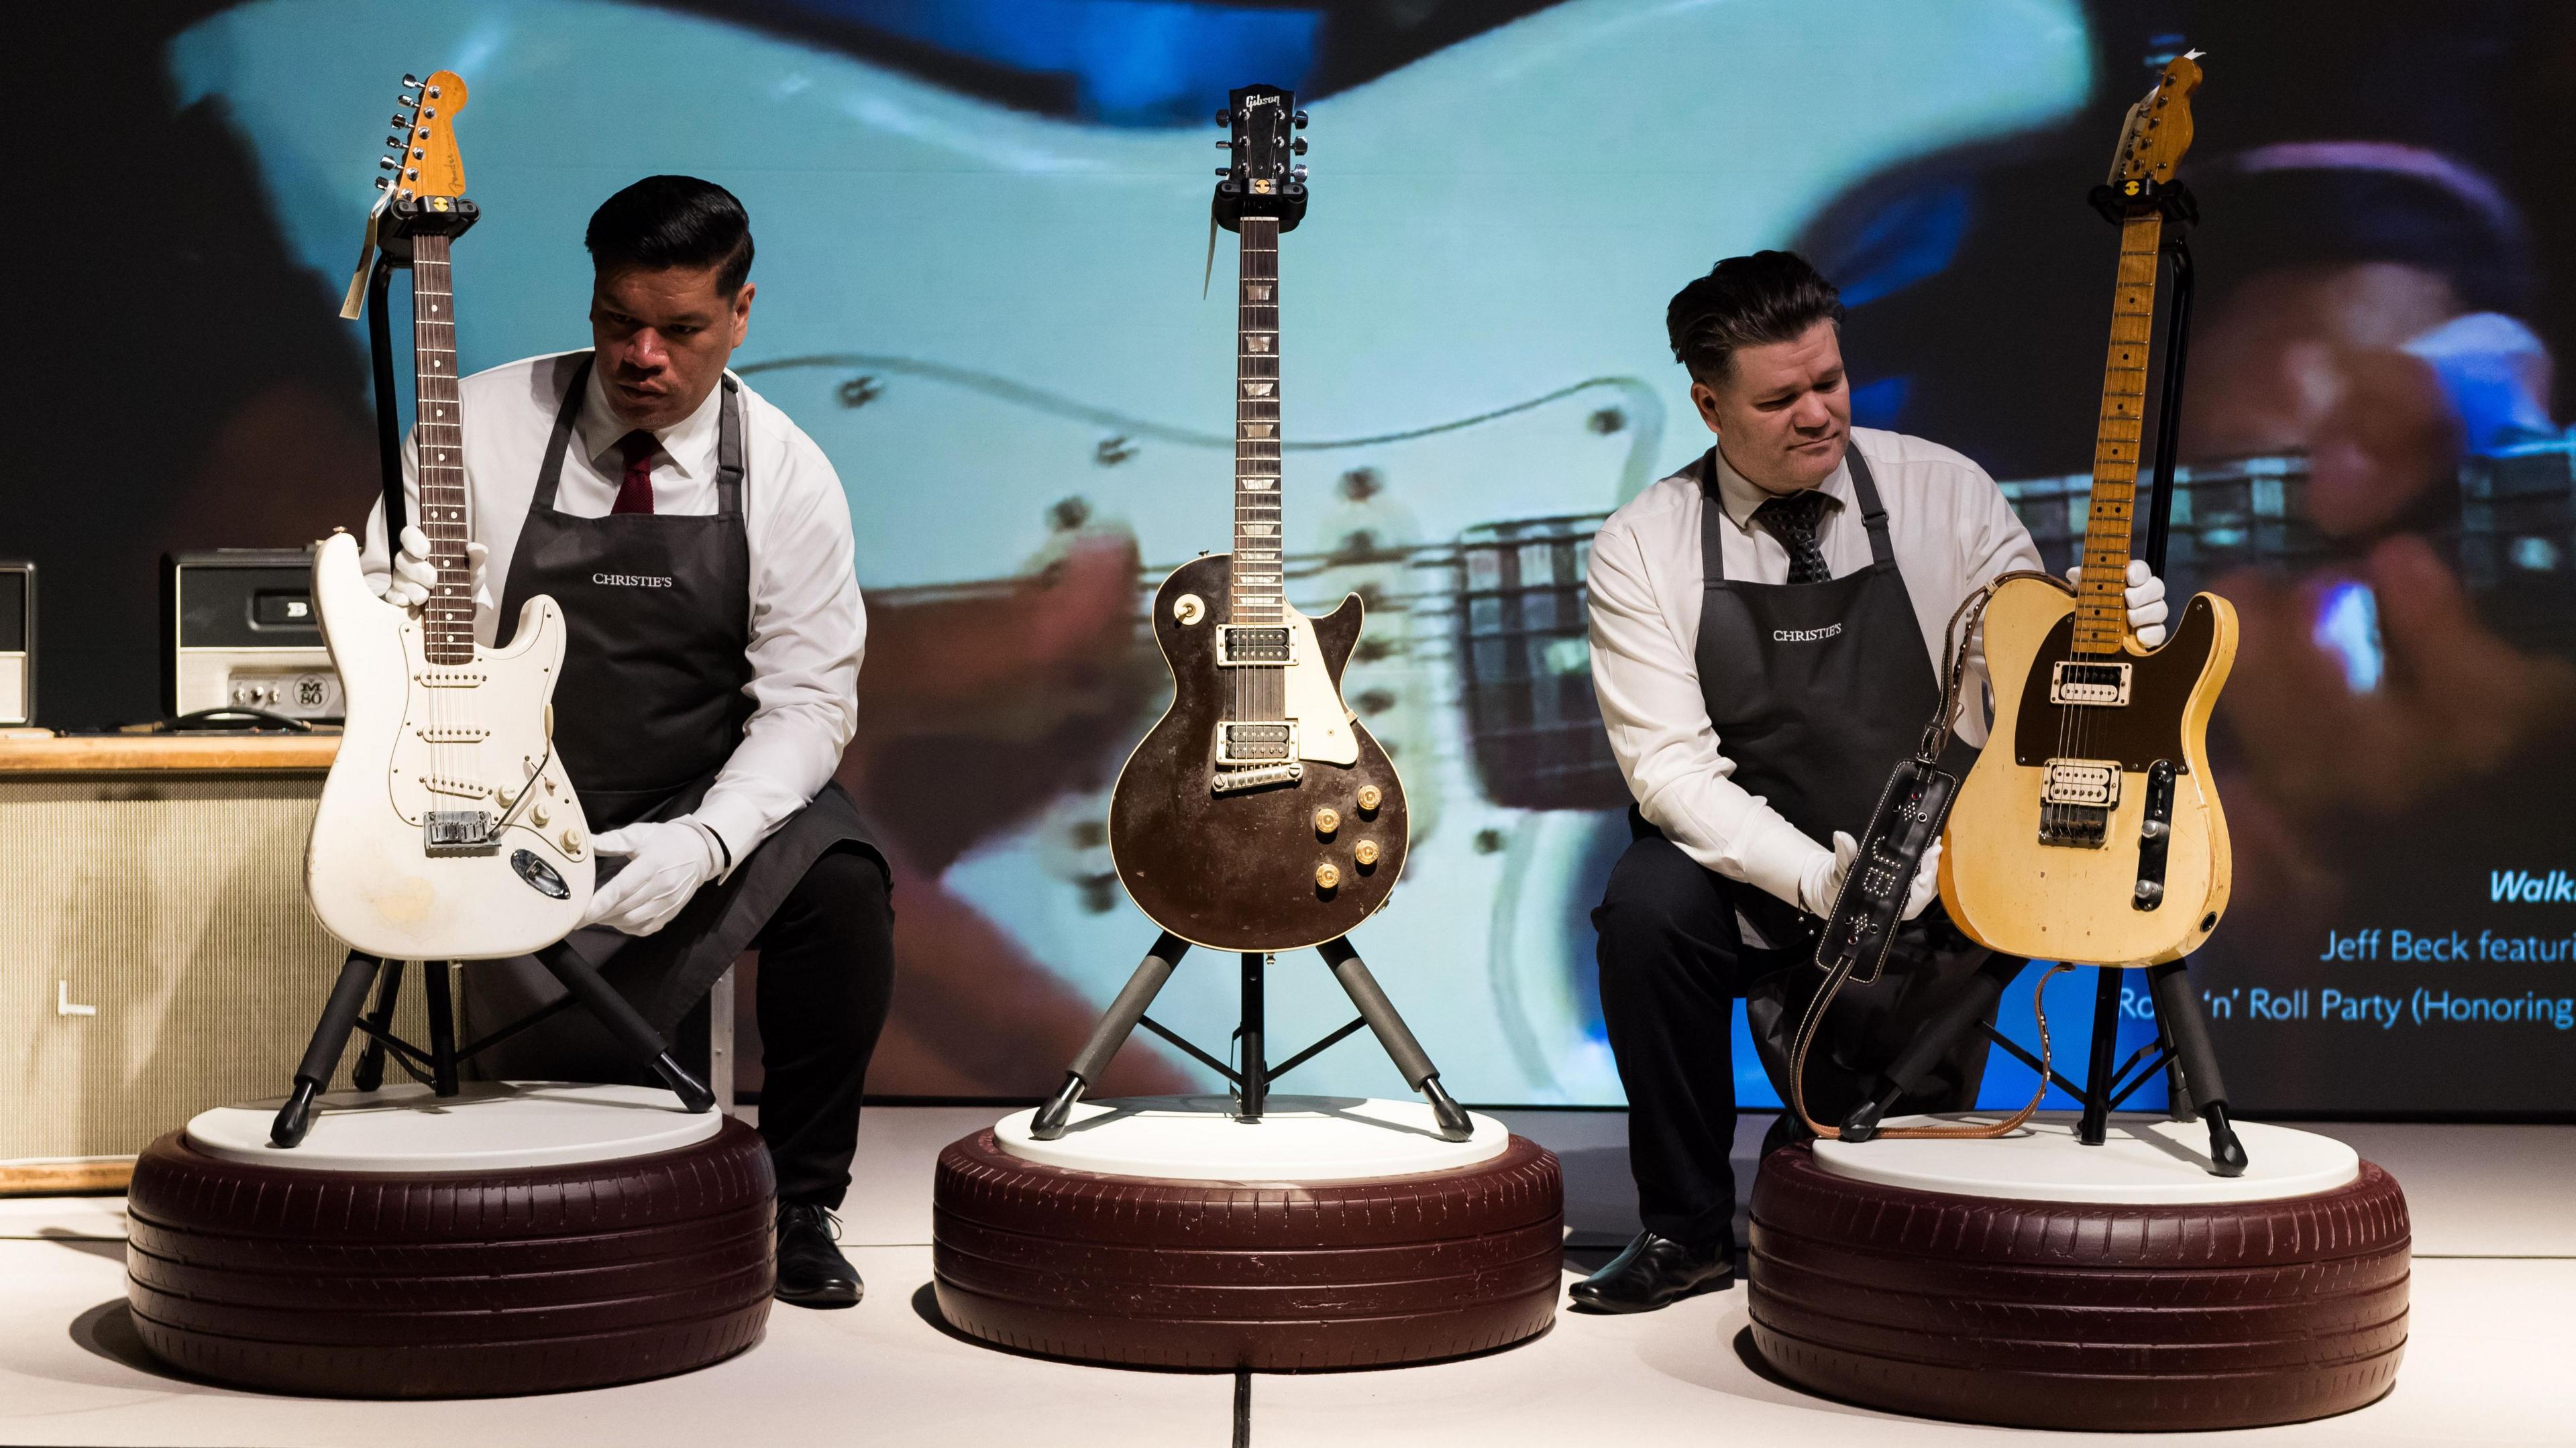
left=1212, top=761, right=1304, bottom=794
left=1216, top=720, right=1297, bottom=766
left=424, top=810, right=496, bottom=856
left=2039, top=759, right=2119, bottom=850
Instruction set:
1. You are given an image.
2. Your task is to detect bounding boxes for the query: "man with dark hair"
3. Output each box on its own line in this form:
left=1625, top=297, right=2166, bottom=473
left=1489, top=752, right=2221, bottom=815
left=1572, top=251, right=2173, bottom=1312
left=365, top=175, right=893, bottom=1308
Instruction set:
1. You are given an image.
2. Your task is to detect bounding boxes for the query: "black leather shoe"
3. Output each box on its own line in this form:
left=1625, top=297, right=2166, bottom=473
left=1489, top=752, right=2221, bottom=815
left=775, top=1202, right=863, bottom=1308
left=1567, top=1231, right=1734, bottom=1314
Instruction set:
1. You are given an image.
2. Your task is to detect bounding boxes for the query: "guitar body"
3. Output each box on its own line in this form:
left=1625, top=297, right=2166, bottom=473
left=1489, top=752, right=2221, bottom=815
left=305, top=531, right=593, bottom=960
left=1940, top=572, right=2235, bottom=964
left=1108, top=555, right=1408, bottom=952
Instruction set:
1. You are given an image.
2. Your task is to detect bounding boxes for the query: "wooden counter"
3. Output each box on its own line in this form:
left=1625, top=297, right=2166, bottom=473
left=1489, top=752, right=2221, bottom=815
left=0, top=732, right=337, bottom=773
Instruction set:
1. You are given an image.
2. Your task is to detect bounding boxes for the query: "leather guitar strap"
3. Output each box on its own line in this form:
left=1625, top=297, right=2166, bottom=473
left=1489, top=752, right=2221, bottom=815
left=1790, top=571, right=2078, bottom=1141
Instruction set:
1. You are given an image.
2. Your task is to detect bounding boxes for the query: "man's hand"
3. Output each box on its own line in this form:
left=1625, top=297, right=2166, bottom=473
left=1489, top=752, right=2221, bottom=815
left=1797, top=830, right=1862, bottom=918
left=378, top=524, right=489, bottom=611
left=2066, top=558, right=2169, bottom=647
left=581, top=820, right=724, bottom=936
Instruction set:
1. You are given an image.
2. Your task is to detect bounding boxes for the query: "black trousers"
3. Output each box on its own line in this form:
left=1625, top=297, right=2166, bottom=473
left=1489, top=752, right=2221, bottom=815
left=1595, top=827, right=2015, bottom=1247
left=671, top=844, right=896, bottom=1208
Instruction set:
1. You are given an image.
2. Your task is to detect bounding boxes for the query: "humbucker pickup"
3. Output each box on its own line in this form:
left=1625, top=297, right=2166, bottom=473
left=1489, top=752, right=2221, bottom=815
left=1218, top=625, right=1295, bottom=666
left=2050, top=660, right=2132, bottom=706
left=2041, top=759, right=2123, bottom=807
left=1216, top=720, right=1297, bottom=765
left=423, top=809, right=496, bottom=856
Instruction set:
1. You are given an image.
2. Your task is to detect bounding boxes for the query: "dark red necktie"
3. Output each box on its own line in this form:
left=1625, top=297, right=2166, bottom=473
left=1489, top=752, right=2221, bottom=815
left=612, top=430, right=659, bottom=515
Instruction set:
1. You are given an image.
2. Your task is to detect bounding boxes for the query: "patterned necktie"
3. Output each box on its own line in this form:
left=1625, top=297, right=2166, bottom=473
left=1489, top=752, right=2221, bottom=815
left=1753, top=490, right=1833, bottom=584
left=612, top=430, right=660, bottom=515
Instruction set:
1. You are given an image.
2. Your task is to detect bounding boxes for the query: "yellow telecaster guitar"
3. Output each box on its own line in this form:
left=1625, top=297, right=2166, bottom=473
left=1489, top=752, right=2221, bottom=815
left=1939, top=53, right=2237, bottom=966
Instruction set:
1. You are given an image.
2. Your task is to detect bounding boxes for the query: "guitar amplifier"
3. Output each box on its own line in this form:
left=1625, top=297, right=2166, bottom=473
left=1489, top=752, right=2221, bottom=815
left=0, top=563, right=29, bottom=726
left=164, top=549, right=344, bottom=720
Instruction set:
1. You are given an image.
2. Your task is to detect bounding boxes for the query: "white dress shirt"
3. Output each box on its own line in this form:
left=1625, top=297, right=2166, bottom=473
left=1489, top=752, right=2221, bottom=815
left=361, top=351, right=865, bottom=862
left=1587, top=426, right=2041, bottom=911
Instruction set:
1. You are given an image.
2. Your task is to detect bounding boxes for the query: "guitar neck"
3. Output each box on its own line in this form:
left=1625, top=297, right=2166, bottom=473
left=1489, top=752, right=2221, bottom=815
left=2074, top=210, right=2163, bottom=655
left=1232, top=215, right=1283, bottom=624
left=410, top=232, right=474, bottom=665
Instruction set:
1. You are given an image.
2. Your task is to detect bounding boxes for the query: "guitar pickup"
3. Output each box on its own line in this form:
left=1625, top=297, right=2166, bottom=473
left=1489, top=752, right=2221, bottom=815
left=1218, top=625, right=1295, bottom=667
left=2041, top=759, right=2123, bottom=808
left=2050, top=660, right=2132, bottom=706
left=423, top=810, right=496, bottom=856
left=1216, top=720, right=1297, bottom=765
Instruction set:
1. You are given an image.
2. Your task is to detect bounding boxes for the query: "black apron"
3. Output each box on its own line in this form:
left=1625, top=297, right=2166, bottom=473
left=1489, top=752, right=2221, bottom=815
left=470, top=353, right=882, bottom=1072
left=1685, top=443, right=2002, bottom=1123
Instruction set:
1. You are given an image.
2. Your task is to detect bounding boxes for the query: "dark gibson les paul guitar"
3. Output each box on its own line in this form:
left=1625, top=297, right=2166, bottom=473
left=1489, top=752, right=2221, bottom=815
left=1108, top=88, right=1409, bottom=952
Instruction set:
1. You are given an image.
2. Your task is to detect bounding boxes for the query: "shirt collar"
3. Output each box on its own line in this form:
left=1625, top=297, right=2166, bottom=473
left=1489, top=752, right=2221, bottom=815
left=575, top=361, right=726, bottom=480
left=1705, top=439, right=1849, bottom=532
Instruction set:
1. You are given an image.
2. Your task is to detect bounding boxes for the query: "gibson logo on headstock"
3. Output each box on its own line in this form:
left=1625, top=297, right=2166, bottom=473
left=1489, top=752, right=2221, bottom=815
left=1244, top=93, right=1283, bottom=109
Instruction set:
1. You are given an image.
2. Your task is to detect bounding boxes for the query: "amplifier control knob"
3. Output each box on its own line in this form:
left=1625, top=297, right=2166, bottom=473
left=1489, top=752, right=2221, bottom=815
left=1356, top=785, right=1383, bottom=814
left=1353, top=840, right=1381, bottom=867
left=1313, top=807, right=1340, bottom=836
left=1315, top=861, right=1341, bottom=890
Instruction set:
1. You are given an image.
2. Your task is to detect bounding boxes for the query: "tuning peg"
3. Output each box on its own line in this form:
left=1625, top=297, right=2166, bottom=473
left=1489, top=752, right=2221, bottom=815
left=380, top=157, right=399, bottom=170
left=1291, top=165, right=1308, bottom=180
left=1216, top=140, right=1232, bottom=148
left=376, top=177, right=390, bottom=190
left=1214, top=108, right=1230, bottom=125
left=1293, top=110, right=1308, bottom=128
left=1215, top=167, right=1231, bottom=176
left=391, top=113, right=410, bottom=127
left=387, top=135, right=405, bottom=148
left=1292, top=139, right=1307, bottom=154
left=402, top=72, right=421, bottom=85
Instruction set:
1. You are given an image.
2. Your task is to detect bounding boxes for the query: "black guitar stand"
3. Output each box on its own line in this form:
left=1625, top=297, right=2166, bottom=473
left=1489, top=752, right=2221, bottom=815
left=1028, top=932, right=1474, bottom=1142
left=270, top=944, right=718, bottom=1147
left=1840, top=176, right=2245, bottom=1178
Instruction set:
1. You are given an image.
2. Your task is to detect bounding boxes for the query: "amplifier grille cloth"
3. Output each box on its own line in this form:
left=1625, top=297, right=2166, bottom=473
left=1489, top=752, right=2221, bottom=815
left=1, top=775, right=427, bottom=1164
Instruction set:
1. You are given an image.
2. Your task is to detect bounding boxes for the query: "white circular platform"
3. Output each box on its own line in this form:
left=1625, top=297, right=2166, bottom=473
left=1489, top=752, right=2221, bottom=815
left=994, top=1095, right=1509, bottom=1182
left=1811, top=1113, right=2360, bottom=1204
left=185, top=1082, right=721, bottom=1174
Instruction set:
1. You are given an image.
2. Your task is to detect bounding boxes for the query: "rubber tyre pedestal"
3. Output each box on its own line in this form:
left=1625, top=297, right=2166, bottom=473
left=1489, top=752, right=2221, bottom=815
left=931, top=1128, right=1563, bottom=1370
left=124, top=1117, right=775, bottom=1398
left=1748, top=1143, right=2410, bottom=1431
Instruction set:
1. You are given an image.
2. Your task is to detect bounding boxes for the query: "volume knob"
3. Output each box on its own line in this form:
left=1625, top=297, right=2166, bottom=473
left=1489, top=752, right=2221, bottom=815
left=1313, top=807, right=1340, bottom=836
left=1316, top=862, right=1341, bottom=890
left=1353, top=840, right=1381, bottom=867
left=1356, top=785, right=1383, bottom=814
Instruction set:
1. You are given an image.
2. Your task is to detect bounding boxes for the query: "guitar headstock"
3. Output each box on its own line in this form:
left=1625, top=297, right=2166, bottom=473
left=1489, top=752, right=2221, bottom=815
left=2108, top=51, right=2202, bottom=190
left=1214, top=83, right=1308, bottom=233
left=377, top=70, right=470, bottom=204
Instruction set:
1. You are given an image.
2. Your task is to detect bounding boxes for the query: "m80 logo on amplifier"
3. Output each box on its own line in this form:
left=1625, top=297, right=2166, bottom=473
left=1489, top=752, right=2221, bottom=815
left=163, top=549, right=343, bottom=720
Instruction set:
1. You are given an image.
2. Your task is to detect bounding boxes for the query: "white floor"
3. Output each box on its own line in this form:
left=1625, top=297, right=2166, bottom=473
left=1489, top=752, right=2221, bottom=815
left=2, top=1111, right=2569, bottom=1447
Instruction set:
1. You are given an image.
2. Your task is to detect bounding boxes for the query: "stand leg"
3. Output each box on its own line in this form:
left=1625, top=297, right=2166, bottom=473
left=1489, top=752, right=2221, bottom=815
left=2147, top=959, right=2246, bottom=1176
left=1031, top=932, right=1189, bottom=1140
left=424, top=960, right=461, bottom=1099
left=531, top=940, right=714, bottom=1113
left=348, top=959, right=407, bottom=1092
left=1843, top=952, right=2022, bottom=1141
left=1316, top=938, right=1472, bottom=1141
left=1238, top=952, right=1268, bottom=1123
left=2076, top=966, right=2126, bottom=1146
left=271, top=951, right=384, bottom=1148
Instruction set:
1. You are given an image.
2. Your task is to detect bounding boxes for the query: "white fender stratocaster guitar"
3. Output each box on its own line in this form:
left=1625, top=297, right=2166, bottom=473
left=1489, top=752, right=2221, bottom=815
left=306, top=71, right=594, bottom=960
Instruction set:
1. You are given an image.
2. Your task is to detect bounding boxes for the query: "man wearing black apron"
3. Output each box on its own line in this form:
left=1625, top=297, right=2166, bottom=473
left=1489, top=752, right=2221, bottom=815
left=371, top=177, right=894, bottom=1307
left=1572, top=252, right=2172, bottom=1311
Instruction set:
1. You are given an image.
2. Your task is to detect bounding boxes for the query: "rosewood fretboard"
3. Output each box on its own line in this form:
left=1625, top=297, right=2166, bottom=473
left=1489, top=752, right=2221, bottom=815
left=409, top=232, right=474, bottom=666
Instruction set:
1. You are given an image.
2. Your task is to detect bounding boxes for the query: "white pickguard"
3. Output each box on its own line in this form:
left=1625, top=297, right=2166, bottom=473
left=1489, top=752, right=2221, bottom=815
left=1284, top=607, right=1358, bottom=767
left=305, top=532, right=593, bottom=960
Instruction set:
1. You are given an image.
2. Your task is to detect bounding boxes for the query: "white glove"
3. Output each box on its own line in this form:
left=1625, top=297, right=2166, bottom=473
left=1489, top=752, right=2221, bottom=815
left=379, top=524, right=489, bottom=611
left=1800, top=830, right=1944, bottom=923
left=1797, top=830, right=1862, bottom=918
left=581, top=820, right=724, bottom=936
left=1904, top=836, right=1943, bottom=922
left=2066, top=558, right=2169, bottom=647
